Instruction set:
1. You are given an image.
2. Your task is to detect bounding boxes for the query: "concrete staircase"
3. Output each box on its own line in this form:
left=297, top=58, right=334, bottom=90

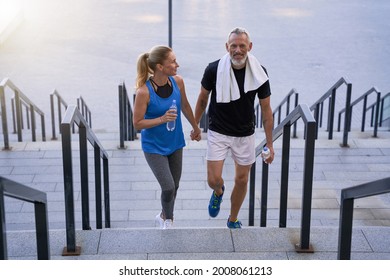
left=2, top=128, right=390, bottom=259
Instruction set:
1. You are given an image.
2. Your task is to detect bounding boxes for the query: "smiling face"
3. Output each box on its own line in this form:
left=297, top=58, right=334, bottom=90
left=226, top=32, right=252, bottom=69
left=159, top=51, right=179, bottom=76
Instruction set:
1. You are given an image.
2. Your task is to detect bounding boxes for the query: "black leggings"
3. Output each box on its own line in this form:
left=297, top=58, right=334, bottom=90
left=144, top=149, right=183, bottom=220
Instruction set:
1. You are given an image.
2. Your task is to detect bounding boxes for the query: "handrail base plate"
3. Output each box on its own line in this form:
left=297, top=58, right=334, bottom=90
left=62, top=246, right=81, bottom=256
left=295, top=243, right=314, bottom=253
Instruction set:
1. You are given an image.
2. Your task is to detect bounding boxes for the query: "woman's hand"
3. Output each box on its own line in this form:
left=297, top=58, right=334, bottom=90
left=190, top=126, right=202, bottom=141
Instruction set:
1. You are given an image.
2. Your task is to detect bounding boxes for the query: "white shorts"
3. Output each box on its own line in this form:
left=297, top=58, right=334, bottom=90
left=206, top=130, right=255, bottom=166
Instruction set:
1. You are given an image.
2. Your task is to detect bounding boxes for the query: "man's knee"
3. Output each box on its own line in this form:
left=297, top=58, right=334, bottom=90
left=207, top=177, right=223, bottom=188
left=235, top=173, right=249, bottom=187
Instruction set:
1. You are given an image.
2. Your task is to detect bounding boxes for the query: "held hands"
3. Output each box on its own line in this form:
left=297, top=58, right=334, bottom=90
left=190, top=126, right=202, bottom=141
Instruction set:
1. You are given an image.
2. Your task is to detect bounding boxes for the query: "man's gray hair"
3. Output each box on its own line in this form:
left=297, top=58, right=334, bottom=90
left=228, top=27, right=251, bottom=42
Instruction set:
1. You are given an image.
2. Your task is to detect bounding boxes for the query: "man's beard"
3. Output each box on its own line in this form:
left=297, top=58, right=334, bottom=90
left=231, top=54, right=247, bottom=67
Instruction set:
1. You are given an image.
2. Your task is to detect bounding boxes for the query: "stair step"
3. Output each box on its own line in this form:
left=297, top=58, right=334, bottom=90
left=6, top=226, right=390, bottom=260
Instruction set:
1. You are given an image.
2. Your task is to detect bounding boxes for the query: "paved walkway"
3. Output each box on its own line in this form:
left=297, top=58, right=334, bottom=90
left=1, top=0, right=390, bottom=261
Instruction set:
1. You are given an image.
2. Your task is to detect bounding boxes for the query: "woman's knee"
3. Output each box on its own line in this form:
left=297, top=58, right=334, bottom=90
left=161, top=188, right=175, bottom=202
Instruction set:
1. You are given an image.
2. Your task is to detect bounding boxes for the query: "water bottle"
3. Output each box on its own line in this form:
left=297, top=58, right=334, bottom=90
left=261, top=146, right=270, bottom=162
left=166, top=99, right=177, bottom=131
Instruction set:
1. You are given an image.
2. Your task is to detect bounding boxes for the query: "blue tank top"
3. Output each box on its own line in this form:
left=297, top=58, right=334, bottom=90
left=141, top=76, right=186, bottom=155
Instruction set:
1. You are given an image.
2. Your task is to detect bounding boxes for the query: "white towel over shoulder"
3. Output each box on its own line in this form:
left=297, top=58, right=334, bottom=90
left=216, top=53, right=269, bottom=103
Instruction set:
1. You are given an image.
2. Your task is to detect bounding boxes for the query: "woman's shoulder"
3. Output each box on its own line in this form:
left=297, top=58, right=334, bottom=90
left=135, top=83, right=150, bottom=97
left=171, top=75, right=184, bottom=87
left=171, top=75, right=183, bottom=82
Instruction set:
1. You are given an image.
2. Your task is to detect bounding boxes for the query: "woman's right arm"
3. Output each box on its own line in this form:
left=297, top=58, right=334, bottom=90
left=133, top=87, right=163, bottom=130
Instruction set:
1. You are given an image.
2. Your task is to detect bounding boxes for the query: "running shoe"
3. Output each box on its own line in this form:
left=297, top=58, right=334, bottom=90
left=227, top=217, right=242, bottom=229
left=208, top=185, right=224, bottom=217
left=155, top=212, right=164, bottom=229
left=163, top=219, right=173, bottom=229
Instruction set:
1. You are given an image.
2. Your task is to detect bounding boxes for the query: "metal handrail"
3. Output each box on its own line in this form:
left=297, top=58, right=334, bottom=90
left=367, top=92, right=390, bottom=128
left=0, top=176, right=50, bottom=260
left=337, top=87, right=381, bottom=137
left=11, top=97, right=31, bottom=132
left=271, top=88, right=299, bottom=138
left=338, top=177, right=390, bottom=260
left=50, top=89, right=68, bottom=140
left=77, top=96, right=92, bottom=128
left=61, top=105, right=110, bottom=256
left=310, top=77, right=352, bottom=147
left=0, top=78, right=46, bottom=150
left=249, top=103, right=316, bottom=252
left=118, top=82, right=137, bottom=148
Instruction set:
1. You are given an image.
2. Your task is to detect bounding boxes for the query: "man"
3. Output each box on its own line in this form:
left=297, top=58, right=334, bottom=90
left=194, top=27, right=274, bottom=228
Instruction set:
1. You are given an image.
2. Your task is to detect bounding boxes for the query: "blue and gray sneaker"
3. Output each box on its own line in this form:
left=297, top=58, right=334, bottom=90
left=208, top=185, right=224, bottom=218
left=227, top=217, right=242, bottom=229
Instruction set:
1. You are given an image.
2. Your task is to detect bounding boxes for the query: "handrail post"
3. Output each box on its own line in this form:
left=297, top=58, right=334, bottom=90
left=34, top=201, right=50, bottom=260
left=314, top=104, right=320, bottom=139
left=342, top=83, right=352, bottom=147
left=248, top=163, right=256, bottom=226
left=292, top=92, right=298, bottom=138
left=118, top=83, right=126, bottom=148
left=61, top=121, right=80, bottom=255
left=94, top=144, right=103, bottom=229
left=373, top=91, right=381, bottom=137
left=79, top=124, right=91, bottom=230
left=11, top=98, right=16, bottom=133
left=168, top=0, right=172, bottom=48
left=41, top=109, right=46, bottom=141
left=0, top=184, right=8, bottom=260
left=128, top=95, right=135, bottom=141
left=328, top=89, right=336, bottom=139
left=124, top=85, right=130, bottom=140
left=58, top=98, right=63, bottom=133
left=127, top=86, right=137, bottom=141
left=296, top=119, right=316, bottom=252
left=15, top=90, right=23, bottom=142
left=337, top=111, right=342, bottom=132
left=379, top=95, right=384, bottom=126
left=0, top=85, right=10, bottom=150
left=30, top=104, right=36, bottom=141
left=50, top=94, right=57, bottom=140
left=103, top=157, right=111, bottom=228
left=279, top=125, right=291, bottom=228
left=260, top=160, right=269, bottom=227
left=361, top=96, right=368, bottom=132
left=337, top=196, right=354, bottom=260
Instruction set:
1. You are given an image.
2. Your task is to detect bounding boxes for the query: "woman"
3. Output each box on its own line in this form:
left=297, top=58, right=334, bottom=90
left=133, top=45, right=201, bottom=229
